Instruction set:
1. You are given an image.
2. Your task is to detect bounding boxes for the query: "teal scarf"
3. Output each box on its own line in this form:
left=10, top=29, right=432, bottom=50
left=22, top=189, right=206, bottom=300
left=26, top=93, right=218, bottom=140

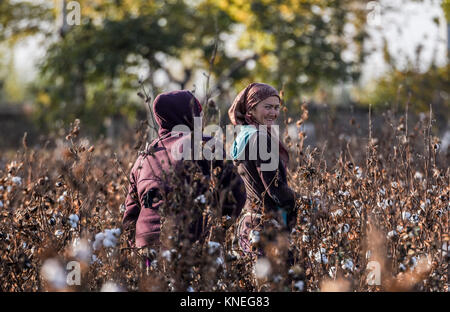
left=230, top=125, right=258, bottom=160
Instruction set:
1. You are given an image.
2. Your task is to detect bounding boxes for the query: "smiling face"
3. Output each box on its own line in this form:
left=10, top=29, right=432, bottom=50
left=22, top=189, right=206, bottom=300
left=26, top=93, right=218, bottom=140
left=249, top=96, right=280, bottom=126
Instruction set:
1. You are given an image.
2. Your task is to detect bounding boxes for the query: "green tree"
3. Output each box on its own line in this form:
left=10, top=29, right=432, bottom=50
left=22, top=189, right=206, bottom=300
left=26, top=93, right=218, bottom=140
left=217, top=0, right=367, bottom=111
left=30, top=0, right=253, bottom=133
left=3, top=0, right=369, bottom=134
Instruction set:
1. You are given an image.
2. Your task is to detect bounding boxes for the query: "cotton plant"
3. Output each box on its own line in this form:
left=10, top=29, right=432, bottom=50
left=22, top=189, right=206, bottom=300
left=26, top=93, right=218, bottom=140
left=40, top=258, right=67, bottom=290
left=92, top=228, right=121, bottom=250
left=68, top=214, right=79, bottom=228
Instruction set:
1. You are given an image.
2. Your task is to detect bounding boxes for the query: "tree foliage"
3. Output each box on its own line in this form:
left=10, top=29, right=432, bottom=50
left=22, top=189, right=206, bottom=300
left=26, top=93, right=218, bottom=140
left=4, top=0, right=368, bottom=134
left=359, top=65, right=449, bottom=124
left=217, top=0, right=367, bottom=108
left=0, top=1, right=53, bottom=43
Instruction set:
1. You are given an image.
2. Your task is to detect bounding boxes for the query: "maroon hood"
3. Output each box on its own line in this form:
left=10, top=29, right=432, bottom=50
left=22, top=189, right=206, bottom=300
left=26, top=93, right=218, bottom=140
left=153, top=90, right=203, bottom=137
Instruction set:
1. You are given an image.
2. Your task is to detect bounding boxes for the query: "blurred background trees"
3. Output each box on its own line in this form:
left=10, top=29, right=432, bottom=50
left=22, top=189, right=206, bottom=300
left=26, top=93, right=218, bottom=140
left=357, top=0, right=449, bottom=124
left=0, top=0, right=448, bottom=138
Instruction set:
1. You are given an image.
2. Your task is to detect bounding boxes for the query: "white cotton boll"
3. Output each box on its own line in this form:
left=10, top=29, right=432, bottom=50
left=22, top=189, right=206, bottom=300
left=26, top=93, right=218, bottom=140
left=92, top=240, right=102, bottom=251
left=95, top=232, right=105, bottom=241
left=54, top=230, right=64, bottom=237
left=420, top=202, right=427, bottom=211
left=7, top=186, right=12, bottom=192
left=58, top=195, right=65, bottom=203
left=249, top=230, right=260, bottom=244
left=399, top=263, right=406, bottom=271
left=100, top=281, right=123, bottom=292
left=72, top=238, right=91, bottom=262
left=0, top=185, right=4, bottom=191
left=331, top=209, right=343, bottom=218
left=69, top=214, right=79, bottom=222
left=272, top=274, right=282, bottom=283
left=321, top=254, right=328, bottom=264
left=341, top=259, right=354, bottom=271
left=302, top=235, right=309, bottom=243
left=111, top=228, right=121, bottom=236
left=41, top=258, right=66, bottom=289
left=328, top=266, right=337, bottom=278
left=187, top=286, right=194, bottom=292
left=342, top=224, right=350, bottom=233
left=294, top=280, right=304, bottom=291
left=414, top=172, right=423, bottom=180
left=254, top=258, right=271, bottom=279
left=102, top=238, right=115, bottom=248
left=396, top=225, right=404, bottom=232
left=410, top=257, right=417, bottom=269
left=0, top=200, right=3, bottom=208
left=387, top=230, right=397, bottom=239
left=379, top=188, right=386, bottom=196
left=11, top=176, right=22, bottom=185
left=402, top=211, right=411, bottom=221
left=377, top=201, right=388, bottom=210
left=100, top=228, right=119, bottom=248
left=105, top=232, right=116, bottom=241
left=391, top=182, right=398, bottom=189
left=68, top=214, right=79, bottom=228
left=355, top=166, right=362, bottom=179
left=215, top=257, right=224, bottom=266
left=410, top=214, right=419, bottom=224
left=162, top=250, right=172, bottom=262
left=314, top=251, right=321, bottom=263
left=442, top=242, right=449, bottom=257
left=195, top=194, right=206, bottom=204
left=93, top=232, right=106, bottom=250
left=208, top=241, right=221, bottom=255
left=91, top=254, right=102, bottom=264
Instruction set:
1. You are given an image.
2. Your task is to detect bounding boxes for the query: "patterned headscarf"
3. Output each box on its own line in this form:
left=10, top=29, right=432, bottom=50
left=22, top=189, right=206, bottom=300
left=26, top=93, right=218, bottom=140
left=228, top=83, right=290, bottom=165
left=228, top=83, right=280, bottom=126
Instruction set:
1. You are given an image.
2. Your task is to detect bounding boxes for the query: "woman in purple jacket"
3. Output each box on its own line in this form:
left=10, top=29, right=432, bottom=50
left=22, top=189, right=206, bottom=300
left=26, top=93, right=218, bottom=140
left=122, top=90, right=245, bottom=251
left=228, top=83, right=298, bottom=258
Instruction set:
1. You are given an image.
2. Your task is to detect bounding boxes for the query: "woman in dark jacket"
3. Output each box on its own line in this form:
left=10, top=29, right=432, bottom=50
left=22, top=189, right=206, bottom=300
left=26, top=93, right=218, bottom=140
left=123, top=90, right=245, bottom=250
left=228, top=83, right=298, bottom=257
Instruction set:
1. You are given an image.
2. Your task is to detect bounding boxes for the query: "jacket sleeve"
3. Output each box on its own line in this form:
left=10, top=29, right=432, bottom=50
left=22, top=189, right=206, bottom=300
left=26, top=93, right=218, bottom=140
left=122, top=169, right=141, bottom=241
left=248, top=131, right=296, bottom=211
